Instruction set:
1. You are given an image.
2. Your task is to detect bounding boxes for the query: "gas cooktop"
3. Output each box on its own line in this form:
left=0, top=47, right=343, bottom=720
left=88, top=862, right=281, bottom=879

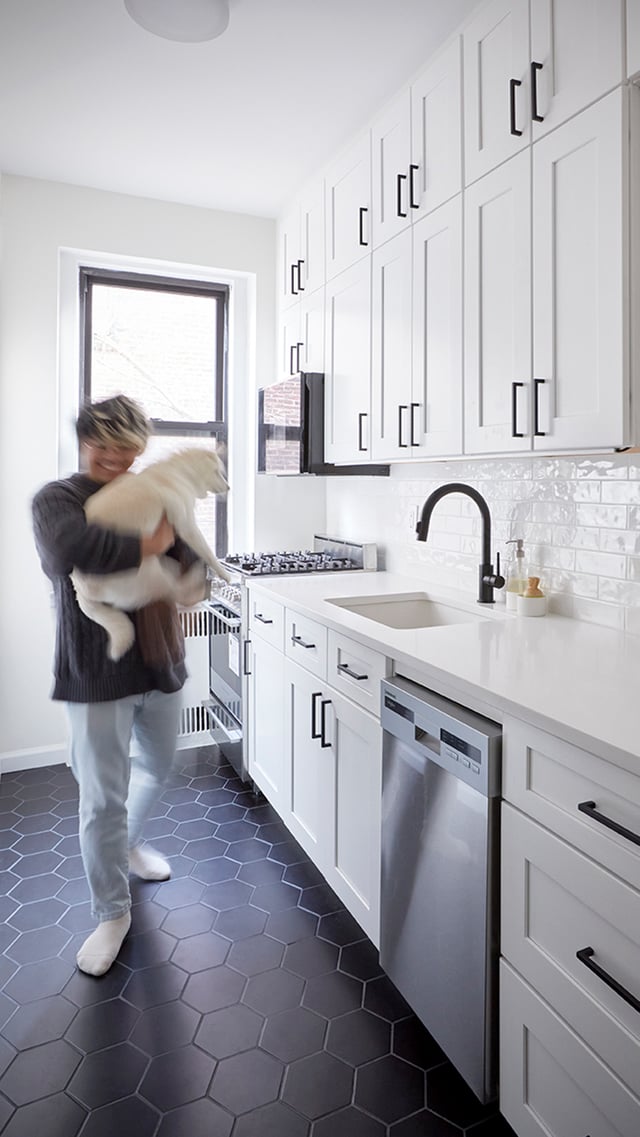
left=220, top=536, right=377, bottom=578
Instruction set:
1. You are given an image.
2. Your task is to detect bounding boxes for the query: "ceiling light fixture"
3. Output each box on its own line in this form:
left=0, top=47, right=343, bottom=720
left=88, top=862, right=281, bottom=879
left=124, top=0, right=230, bottom=43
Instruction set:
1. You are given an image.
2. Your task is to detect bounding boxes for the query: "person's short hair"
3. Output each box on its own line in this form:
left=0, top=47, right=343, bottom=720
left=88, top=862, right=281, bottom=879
left=76, top=394, right=151, bottom=451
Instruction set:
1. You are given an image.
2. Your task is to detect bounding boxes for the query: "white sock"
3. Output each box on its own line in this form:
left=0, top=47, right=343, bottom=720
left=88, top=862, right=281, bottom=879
left=76, top=913, right=131, bottom=977
left=129, top=844, right=171, bottom=881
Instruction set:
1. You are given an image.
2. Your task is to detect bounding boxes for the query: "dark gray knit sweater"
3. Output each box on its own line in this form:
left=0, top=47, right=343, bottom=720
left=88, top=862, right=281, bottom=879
left=32, top=473, right=190, bottom=702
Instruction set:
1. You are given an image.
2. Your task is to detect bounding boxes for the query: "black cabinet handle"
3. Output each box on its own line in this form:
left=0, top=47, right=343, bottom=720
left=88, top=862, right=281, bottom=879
left=534, top=377, right=546, bottom=436
left=311, top=691, right=322, bottom=740
left=254, top=613, right=273, bottom=625
left=290, top=262, right=298, bottom=296
left=320, top=699, right=331, bottom=748
left=358, top=206, right=368, bottom=247
left=337, top=662, right=368, bottom=681
left=243, top=639, right=251, bottom=676
left=289, top=344, right=297, bottom=375
left=410, top=402, right=421, bottom=446
left=398, top=404, right=408, bottom=448
left=396, top=173, right=407, bottom=218
left=509, top=78, right=523, bottom=136
left=291, top=634, right=316, bottom=650
left=296, top=341, right=304, bottom=374
left=511, top=381, right=524, bottom=438
left=577, top=800, right=640, bottom=847
left=297, top=259, right=305, bottom=291
left=409, top=163, right=420, bottom=209
left=576, top=946, right=640, bottom=1015
left=531, top=61, right=544, bottom=122
left=358, top=412, right=367, bottom=452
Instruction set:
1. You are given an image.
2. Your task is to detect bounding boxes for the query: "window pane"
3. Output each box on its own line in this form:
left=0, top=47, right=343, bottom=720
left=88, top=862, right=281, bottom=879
left=90, top=284, right=219, bottom=422
left=133, top=434, right=225, bottom=551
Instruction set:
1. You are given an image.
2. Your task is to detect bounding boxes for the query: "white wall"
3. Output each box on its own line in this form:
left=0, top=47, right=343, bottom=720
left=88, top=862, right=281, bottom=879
left=326, top=453, right=640, bottom=635
left=0, top=173, right=325, bottom=770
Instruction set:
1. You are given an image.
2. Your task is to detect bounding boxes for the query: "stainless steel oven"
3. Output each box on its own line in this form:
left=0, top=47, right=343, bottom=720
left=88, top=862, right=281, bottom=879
left=206, top=587, right=244, bottom=779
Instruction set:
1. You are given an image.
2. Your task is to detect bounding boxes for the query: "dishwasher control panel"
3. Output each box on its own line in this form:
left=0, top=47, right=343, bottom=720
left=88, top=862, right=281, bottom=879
left=381, top=678, right=502, bottom=797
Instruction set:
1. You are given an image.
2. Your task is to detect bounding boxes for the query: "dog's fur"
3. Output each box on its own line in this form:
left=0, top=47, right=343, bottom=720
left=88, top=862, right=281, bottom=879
left=71, top=448, right=230, bottom=660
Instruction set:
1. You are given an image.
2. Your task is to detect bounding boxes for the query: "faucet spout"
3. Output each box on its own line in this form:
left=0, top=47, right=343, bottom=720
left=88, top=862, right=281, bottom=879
left=416, top=483, right=504, bottom=604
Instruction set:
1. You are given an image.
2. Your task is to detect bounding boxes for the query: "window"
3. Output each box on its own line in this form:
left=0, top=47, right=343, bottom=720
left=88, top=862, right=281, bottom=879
left=79, top=267, right=229, bottom=556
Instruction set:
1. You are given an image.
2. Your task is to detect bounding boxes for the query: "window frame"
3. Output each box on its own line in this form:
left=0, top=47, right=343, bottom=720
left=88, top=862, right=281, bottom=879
left=78, top=266, right=230, bottom=557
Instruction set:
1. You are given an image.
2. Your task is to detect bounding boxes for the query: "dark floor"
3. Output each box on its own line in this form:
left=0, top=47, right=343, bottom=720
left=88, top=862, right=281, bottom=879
left=0, top=745, right=516, bottom=1137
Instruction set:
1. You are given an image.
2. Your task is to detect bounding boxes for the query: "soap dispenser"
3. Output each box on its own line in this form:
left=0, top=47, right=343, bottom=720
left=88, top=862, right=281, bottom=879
left=505, top=539, right=528, bottom=611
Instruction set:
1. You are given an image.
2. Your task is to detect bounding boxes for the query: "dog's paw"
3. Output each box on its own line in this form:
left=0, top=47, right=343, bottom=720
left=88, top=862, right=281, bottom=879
left=107, top=627, right=135, bottom=661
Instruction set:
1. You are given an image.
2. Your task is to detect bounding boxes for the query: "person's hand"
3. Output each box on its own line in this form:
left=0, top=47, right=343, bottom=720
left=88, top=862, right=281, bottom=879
left=140, top=515, right=175, bottom=558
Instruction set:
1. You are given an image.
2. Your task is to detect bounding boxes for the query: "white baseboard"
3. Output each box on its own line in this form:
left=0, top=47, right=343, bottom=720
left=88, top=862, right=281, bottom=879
left=1, top=744, right=69, bottom=774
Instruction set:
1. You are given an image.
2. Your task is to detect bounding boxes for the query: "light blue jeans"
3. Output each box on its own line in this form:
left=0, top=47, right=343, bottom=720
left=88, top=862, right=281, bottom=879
left=66, top=689, right=182, bottom=922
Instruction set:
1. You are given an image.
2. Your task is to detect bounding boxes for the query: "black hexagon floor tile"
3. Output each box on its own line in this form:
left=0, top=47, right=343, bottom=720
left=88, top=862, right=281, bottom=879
left=0, top=751, right=515, bottom=1136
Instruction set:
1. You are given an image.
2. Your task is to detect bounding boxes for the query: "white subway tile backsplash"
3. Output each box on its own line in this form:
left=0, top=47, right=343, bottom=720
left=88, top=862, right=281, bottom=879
left=327, top=452, right=640, bottom=634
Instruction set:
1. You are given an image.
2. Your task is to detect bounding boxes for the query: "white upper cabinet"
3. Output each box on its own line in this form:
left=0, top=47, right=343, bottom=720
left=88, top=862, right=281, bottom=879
left=412, top=196, right=463, bottom=458
left=463, top=0, right=530, bottom=186
left=529, top=0, right=623, bottom=141
left=325, top=133, right=371, bottom=281
left=324, top=258, right=372, bottom=464
left=410, top=37, right=463, bottom=220
left=464, top=150, right=532, bottom=454
left=532, top=88, right=627, bottom=450
left=278, top=178, right=325, bottom=310
left=371, top=229, right=413, bottom=461
left=298, top=287, right=325, bottom=375
left=371, top=89, right=413, bottom=248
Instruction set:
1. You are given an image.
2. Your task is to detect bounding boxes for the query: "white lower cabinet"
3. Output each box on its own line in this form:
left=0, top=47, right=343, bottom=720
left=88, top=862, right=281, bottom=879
left=246, top=587, right=384, bottom=946
left=501, top=715, right=640, bottom=1137
left=284, top=656, right=382, bottom=945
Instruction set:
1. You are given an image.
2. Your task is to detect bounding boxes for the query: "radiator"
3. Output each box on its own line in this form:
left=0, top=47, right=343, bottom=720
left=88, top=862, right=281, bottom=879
left=177, top=603, right=212, bottom=748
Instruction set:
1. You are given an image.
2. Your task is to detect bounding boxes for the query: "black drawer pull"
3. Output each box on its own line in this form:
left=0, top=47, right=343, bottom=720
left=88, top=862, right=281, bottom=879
left=320, top=699, right=332, bottom=748
left=576, top=947, right=640, bottom=1015
left=291, top=634, right=316, bottom=650
left=398, top=404, right=408, bottom=448
left=358, top=411, right=367, bottom=452
left=396, top=172, right=407, bottom=218
left=290, top=262, right=298, bottom=296
left=311, top=691, right=322, bottom=739
left=577, top=800, right=640, bottom=847
left=511, top=381, right=524, bottom=438
left=534, top=377, right=546, bottom=436
left=243, top=639, right=251, bottom=676
left=410, top=402, right=421, bottom=446
left=297, top=259, right=305, bottom=291
left=531, top=61, right=544, bottom=122
left=254, top=613, right=273, bottom=625
left=509, top=77, right=522, bottom=136
left=409, top=163, right=420, bottom=209
left=358, top=206, right=368, bottom=247
left=337, top=662, right=368, bottom=681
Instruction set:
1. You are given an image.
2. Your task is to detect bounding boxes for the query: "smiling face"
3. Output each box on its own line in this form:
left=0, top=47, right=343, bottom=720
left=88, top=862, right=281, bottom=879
left=81, top=439, right=142, bottom=484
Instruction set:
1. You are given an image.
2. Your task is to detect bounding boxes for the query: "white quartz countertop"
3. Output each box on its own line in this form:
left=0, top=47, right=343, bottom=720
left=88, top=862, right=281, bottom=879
left=244, top=570, right=640, bottom=769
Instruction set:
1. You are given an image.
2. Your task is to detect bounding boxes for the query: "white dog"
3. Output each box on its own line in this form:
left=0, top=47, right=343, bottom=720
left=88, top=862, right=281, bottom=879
left=71, top=448, right=230, bottom=660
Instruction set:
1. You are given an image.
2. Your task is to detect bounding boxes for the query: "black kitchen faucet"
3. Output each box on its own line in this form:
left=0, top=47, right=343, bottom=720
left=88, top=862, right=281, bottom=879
left=416, top=483, right=505, bottom=604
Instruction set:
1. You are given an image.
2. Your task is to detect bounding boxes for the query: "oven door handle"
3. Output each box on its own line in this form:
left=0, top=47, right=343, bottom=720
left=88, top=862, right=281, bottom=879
left=207, top=604, right=241, bottom=632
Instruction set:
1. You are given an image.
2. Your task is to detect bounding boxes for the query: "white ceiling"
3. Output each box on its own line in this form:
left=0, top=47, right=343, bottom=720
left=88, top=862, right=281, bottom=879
left=0, top=0, right=479, bottom=219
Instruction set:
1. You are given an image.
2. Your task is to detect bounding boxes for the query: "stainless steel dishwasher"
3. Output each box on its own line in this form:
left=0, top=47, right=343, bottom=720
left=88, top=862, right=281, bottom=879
left=380, top=676, right=502, bottom=1103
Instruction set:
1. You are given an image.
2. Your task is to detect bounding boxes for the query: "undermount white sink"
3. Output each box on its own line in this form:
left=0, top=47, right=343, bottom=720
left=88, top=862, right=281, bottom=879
left=327, top=592, right=487, bottom=630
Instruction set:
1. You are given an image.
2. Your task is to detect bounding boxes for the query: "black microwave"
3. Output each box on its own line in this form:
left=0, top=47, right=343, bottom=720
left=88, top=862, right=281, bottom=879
left=257, top=373, right=389, bottom=477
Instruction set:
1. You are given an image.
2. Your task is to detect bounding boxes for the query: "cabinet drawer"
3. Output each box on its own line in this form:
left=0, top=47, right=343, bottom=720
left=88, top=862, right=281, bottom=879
left=247, top=591, right=285, bottom=650
left=502, top=804, right=640, bottom=1098
left=503, top=716, right=640, bottom=891
left=500, top=961, right=640, bottom=1137
left=285, top=610, right=327, bottom=679
left=327, top=630, right=387, bottom=715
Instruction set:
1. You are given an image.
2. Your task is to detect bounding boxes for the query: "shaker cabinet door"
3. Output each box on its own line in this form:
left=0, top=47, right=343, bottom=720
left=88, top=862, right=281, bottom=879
left=532, top=89, right=626, bottom=450
left=530, top=0, right=623, bottom=140
left=371, top=228, right=413, bottom=462
left=463, top=0, right=530, bottom=185
left=464, top=149, right=531, bottom=454
left=325, top=133, right=371, bottom=281
left=410, top=36, right=463, bottom=220
left=371, top=88, right=412, bottom=248
left=324, top=258, right=372, bottom=464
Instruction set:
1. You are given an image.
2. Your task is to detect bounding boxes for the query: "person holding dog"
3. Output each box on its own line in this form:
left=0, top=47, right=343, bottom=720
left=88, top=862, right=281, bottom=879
left=32, top=394, right=200, bottom=976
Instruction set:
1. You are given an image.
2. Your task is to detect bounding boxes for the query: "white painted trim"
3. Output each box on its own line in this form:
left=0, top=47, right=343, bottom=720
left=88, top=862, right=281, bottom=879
left=1, top=745, right=69, bottom=775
